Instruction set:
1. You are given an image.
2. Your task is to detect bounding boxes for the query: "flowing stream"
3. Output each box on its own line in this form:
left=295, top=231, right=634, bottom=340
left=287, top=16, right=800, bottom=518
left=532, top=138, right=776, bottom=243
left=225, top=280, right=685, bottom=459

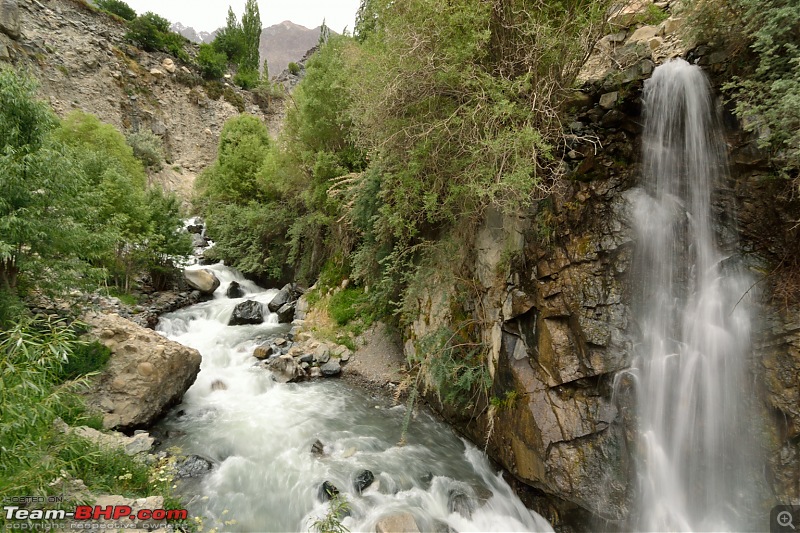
left=156, top=263, right=553, bottom=532
left=630, top=58, right=759, bottom=531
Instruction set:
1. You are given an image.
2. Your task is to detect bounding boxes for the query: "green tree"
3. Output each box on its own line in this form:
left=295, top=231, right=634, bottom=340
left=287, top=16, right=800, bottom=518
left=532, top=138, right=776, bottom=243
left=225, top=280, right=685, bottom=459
left=125, top=12, right=170, bottom=52
left=213, top=7, right=246, bottom=63
left=95, top=0, right=136, bottom=21
left=198, top=42, right=228, bottom=79
left=241, top=0, right=263, bottom=72
left=0, top=67, right=88, bottom=291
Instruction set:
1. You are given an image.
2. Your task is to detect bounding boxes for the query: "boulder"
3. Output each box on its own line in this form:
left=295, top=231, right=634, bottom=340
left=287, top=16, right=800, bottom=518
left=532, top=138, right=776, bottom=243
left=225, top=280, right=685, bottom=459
left=295, top=295, right=309, bottom=320
left=226, top=281, right=245, bottom=299
left=175, top=455, right=213, bottom=478
left=0, top=0, right=20, bottom=40
left=161, top=58, right=176, bottom=73
left=311, top=439, right=325, bottom=457
left=354, top=470, right=375, bottom=494
left=268, top=355, right=305, bottom=383
left=184, top=269, right=220, bottom=294
left=253, top=343, right=274, bottom=359
left=0, top=42, right=9, bottom=61
left=447, top=487, right=476, bottom=519
left=228, top=300, right=264, bottom=326
left=375, top=513, right=420, bottom=533
left=70, top=425, right=154, bottom=456
left=267, top=285, right=293, bottom=312
left=82, top=313, right=202, bottom=431
left=186, top=224, right=203, bottom=234
left=276, top=302, right=295, bottom=323
left=318, top=481, right=339, bottom=501
left=320, top=359, right=342, bottom=377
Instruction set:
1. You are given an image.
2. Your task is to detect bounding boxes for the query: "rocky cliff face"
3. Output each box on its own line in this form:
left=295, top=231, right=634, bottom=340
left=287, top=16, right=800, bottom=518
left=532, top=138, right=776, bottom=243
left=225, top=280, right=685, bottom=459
left=404, top=2, right=799, bottom=529
left=0, top=0, right=282, bottom=200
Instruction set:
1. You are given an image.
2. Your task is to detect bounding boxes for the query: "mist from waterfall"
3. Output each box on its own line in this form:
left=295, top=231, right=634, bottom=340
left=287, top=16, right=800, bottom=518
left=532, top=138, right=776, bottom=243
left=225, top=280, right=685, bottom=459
left=630, top=58, right=760, bottom=531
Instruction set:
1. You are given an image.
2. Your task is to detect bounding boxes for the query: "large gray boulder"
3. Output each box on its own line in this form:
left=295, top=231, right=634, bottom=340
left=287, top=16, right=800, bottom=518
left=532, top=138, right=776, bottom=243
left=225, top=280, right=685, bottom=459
left=228, top=300, right=264, bottom=326
left=276, top=302, right=295, bottom=323
left=268, top=284, right=293, bottom=312
left=0, top=0, right=19, bottom=40
left=184, top=268, right=220, bottom=294
left=82, top=313, right=202, bottom=431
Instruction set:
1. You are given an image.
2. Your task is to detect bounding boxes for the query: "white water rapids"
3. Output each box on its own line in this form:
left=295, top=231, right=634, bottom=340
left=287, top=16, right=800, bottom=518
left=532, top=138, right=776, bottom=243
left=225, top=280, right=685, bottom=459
left=156, top=263, right=553, bottom=532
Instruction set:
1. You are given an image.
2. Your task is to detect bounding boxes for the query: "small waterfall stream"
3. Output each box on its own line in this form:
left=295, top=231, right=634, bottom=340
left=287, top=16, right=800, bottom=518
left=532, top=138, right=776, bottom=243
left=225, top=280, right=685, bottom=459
left=155, top=263, right=553, bottom=532
left=630, top=58, right=759, bottom=531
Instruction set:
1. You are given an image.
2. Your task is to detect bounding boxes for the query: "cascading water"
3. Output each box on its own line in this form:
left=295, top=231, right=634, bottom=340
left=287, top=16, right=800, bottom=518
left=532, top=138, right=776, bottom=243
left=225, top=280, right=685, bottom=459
left=630, top=58, right=759, bottom=531
left=156, top=263, right=553, bottom=532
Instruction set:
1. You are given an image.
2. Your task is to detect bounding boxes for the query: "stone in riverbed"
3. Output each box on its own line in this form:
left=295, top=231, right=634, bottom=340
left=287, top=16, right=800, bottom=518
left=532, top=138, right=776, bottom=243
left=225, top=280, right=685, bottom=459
left=226, top=281, right=245, bottom=299
left=354, top=469, right=375, bottom=494
left=268, top=355, right=305, bottom=383
left=253, top=343, right=274, bottom=359
left=320, top=359, right=342, bottom=377
left=175, top=455, right=213, bottom=478
left=277, top=302, right=295, bottom=323
left=447, top=487, right=475, bottom=519
left=318, top=481, right=339, bottom=501
left=184, top=269, right=220, bottom=294
left=228, top=300, right=264, bottom=326
left=375, top=513, right=420, bottom=533
left=311, top=439, right=325, bottom=457
left=268, top=285, right=293, bottom=312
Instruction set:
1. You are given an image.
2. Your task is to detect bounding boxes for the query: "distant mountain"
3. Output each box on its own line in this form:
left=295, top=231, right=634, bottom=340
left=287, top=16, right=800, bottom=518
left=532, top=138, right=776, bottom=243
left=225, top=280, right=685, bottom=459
left=259, top=21, right=322, bottom=78
left=170, top=22, right=215, bottom=44
left=170, top=21, right=323, bottom=78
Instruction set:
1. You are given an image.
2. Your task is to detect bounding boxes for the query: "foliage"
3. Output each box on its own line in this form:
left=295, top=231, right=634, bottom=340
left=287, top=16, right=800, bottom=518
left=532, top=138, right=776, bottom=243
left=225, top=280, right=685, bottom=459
left=125, top=12, right=189, bottom=62
left=125, top=12, right=170, bottom=52
left=58, top=340, right=112, bottom=382
left=0, top=67, right=91, bottom=292
left=197, top=43, right=227, bottom=79
left=223, top=86, right=246, bottom=112
left=125, top=129, right=164, bottom=170
left=212, top=8, right=246, bottom=64
left=309, top=494, right=350, bottom=533
left=240, top=0, right=263, bottom=72
left=411, top=324, right=491, bottom=407
left=234, top=67, right=260, bottom=90
left=95, top=0, right=136, bottom=21
left=328, top=287, right=368, bottom=326
left=288, top=61, right=301, bottom=76
left=724, top=0, right=800, bottom=182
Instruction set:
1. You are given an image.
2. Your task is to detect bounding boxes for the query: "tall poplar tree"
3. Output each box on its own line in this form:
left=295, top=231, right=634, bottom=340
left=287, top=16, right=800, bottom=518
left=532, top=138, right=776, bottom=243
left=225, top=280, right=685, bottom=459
left=241, top=0, right=262, bottom=72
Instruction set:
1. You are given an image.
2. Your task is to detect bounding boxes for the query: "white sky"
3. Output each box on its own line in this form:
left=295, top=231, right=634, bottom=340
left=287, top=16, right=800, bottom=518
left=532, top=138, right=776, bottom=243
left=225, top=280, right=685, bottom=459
left=124, top=0, right=360, bottom=33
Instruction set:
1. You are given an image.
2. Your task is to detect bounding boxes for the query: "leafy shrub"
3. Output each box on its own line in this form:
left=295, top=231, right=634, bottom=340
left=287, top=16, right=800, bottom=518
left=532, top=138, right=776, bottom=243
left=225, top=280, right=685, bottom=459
left=328, top=287, right=367, bottom=325
left=162, top=32, right=190, bottom=63
left=126, top=130, right=164, bottom=169
left=95, top=0, right=136, bottom=21
left=198, top=43, right=227, bottom=79
left=125, top=12, right=170, bottom=52
left=204, top=80, right=224, bottom=100
left=59, top=340, right=112, bottom=382
left=288, top=62, right=301, bottom=75
left=223, top=86, right=246, bottom=112
left=234, top=67, right=259, bottom=89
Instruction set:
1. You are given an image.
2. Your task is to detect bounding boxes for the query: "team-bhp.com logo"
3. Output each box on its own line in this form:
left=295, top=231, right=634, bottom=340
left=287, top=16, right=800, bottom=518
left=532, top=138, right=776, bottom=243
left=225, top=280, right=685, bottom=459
left=4, top=505, right=188, bottom=522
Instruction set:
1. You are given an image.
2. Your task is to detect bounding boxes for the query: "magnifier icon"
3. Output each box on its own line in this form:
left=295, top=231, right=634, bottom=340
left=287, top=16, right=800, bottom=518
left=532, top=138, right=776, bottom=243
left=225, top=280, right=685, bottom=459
left=778, top=510, right=796, bottom=530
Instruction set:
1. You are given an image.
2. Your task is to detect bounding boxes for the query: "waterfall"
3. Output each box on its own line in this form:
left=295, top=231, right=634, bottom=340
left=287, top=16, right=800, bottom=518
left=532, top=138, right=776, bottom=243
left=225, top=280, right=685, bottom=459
left=630, top=58, right=758, bottom=531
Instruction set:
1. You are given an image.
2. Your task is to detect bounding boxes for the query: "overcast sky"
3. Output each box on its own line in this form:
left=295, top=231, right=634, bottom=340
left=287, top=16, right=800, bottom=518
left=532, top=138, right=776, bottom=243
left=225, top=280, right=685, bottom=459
left=124, top=0, right=360, bottom=33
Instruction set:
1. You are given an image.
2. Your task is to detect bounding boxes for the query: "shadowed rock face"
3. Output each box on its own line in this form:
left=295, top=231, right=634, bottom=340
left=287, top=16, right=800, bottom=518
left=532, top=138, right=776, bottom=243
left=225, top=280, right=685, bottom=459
left=82, top=313, right=202, bottom=432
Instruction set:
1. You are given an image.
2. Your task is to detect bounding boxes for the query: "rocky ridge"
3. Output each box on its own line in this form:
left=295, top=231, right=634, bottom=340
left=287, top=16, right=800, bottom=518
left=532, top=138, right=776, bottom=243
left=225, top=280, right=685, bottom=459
left=0, top=0, right=284, bottom=201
